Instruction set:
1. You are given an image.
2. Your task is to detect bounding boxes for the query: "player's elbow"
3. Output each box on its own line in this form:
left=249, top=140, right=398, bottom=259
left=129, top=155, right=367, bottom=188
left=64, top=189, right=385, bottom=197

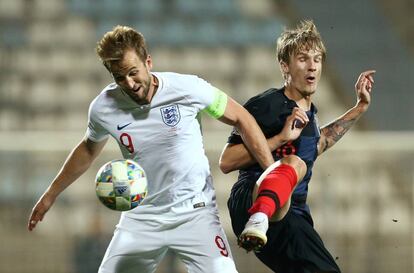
left=219, top=160, right=232, bottom=174
left=219, top=144, right=241, bottom=174
left=219, top=154, right=237, bottom=174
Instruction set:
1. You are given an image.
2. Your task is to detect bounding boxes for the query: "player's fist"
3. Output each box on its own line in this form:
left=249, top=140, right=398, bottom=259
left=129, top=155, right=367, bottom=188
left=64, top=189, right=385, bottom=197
left=279, top=107, right=309, bottom=142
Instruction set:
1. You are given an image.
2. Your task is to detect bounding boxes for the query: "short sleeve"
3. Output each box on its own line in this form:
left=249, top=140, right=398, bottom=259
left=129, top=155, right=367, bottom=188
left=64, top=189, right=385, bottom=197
left=85, top=99, right=109, bottom=142
left=227, top=127, right=243, bottom=144
left=182, top=75, right=228, bottom=117
left=203, top=88, right=227, bottom=119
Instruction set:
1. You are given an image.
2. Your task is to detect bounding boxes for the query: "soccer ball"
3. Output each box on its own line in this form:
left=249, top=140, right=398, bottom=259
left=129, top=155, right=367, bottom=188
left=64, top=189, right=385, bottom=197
left=95, top=159, right=148, bottom=211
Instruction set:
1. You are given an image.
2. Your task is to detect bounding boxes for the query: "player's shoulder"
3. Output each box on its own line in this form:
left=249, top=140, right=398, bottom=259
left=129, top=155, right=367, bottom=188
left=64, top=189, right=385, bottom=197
left=155, top=72, right=207, bottom=90
left=245, top=87, right=284, bottom=105
left=155, top=72, right=215, bottom=105
left=156, top=72, right=201, bottom=81
left=244, top=87, right=287, bottom=112
left=89, top=83, right=120, bottom=112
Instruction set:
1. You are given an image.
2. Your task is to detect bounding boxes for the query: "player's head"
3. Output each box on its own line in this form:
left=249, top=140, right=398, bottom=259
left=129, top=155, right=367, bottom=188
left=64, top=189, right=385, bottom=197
left=96, top=25, right=149, bottom=69
left=276, top=20, right=326, bottom=97
left=96, top=25, right=154, bottom=104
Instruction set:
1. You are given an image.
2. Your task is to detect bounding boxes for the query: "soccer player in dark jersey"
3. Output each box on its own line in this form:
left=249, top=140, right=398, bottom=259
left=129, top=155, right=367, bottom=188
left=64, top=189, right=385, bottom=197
left=220, top=20, right=375, bottom=273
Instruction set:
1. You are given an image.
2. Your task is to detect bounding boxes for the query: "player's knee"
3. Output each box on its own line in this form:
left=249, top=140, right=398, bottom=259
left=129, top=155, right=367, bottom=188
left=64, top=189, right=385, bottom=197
left=280, top=155, right=307, bottom=181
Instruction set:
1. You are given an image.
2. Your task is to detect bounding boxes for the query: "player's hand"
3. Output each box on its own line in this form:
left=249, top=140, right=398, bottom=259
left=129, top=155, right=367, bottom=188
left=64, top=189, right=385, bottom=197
left=28, top=192, right=56, bottom=231
left=355, top=70, right=375, bottom=111
left=279, top=107, right=309, bottom=142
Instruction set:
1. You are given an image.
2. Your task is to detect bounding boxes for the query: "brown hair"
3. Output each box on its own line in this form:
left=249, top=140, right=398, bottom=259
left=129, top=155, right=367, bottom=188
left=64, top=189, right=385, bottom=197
left=276, top=20, right=326, bottom=64
left=96, top=25, right=148, bottom=70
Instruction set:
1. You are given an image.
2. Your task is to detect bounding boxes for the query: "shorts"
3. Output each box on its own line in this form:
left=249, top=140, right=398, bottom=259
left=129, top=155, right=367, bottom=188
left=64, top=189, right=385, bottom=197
left=99, top=204, right=238, bottom=273
left=227, top=178, right=340, bottom=273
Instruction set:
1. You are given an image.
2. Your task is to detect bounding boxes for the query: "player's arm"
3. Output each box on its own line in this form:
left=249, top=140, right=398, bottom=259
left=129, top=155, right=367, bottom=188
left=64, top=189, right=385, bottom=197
left=318, top=70, right=375, bottom=155
left=28, top=136, right=107, bottom=231
left=216, top=97, right=275, bottom=172
left=219, top=107, right=308, bottom=173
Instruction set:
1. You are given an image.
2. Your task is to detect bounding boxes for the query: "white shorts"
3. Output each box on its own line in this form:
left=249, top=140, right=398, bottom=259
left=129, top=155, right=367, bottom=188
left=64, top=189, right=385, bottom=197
left=98, top=205, right=238, bottom=273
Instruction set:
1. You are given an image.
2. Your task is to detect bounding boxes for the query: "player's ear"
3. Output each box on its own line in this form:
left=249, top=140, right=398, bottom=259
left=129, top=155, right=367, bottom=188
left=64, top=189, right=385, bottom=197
left=280, top=61, right=289, bottom=80
left=145, top=55, right=153, bottom=70
left=280, top=61, right=289, bottom=74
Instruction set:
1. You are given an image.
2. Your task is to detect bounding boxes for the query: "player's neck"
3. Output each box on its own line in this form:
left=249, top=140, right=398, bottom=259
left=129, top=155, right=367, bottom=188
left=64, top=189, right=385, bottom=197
left=284, top=85, right=312, bottom=111
left=146, top=75, right=159, bottom=104
left=296, top=98, right=311, bottom=111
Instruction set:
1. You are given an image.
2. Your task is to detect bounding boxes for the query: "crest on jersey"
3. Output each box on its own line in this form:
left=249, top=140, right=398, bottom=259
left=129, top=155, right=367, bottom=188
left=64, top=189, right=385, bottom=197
left=160, top=104, right=181, bottom=127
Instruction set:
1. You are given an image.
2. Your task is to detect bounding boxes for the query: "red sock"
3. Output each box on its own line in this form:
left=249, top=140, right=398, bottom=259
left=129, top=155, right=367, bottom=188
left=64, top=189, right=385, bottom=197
left=248, top=164, right=298, bottom=218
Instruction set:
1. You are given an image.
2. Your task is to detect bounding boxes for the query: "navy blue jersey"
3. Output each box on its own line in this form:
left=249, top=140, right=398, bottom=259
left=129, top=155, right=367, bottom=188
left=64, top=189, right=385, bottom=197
left=227, top=87, right=320, bottom=216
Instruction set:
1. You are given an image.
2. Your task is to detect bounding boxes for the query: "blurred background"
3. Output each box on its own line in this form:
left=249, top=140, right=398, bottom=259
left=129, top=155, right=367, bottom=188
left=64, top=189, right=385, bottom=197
left=0, top=0, right=413, bottom=272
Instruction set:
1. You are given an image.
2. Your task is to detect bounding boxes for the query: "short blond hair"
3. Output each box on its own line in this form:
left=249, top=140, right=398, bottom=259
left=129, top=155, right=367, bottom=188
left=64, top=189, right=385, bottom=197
left=276, top=20, right=326, bottom=64
left=96, top=25, right=148, bottom=70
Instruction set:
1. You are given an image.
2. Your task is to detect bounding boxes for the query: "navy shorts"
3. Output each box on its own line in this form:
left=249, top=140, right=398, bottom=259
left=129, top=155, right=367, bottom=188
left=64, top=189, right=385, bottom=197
left=227, top=178, right=341, bottom=273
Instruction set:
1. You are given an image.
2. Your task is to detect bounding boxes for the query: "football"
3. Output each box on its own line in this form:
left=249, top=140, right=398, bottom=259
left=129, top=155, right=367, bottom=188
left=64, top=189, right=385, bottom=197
left=95, top=159, right=148, bottom=211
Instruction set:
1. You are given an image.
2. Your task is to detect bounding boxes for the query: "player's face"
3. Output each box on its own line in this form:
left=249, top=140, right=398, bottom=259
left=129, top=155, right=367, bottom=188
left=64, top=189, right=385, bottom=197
left=282, top=48, right=323, bottom=98
left=110, top=49, right=154, bottom=105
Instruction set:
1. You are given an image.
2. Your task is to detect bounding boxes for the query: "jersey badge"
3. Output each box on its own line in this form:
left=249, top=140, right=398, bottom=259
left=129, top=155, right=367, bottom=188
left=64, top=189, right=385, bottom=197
left=160, top=104, right=181, bottom=127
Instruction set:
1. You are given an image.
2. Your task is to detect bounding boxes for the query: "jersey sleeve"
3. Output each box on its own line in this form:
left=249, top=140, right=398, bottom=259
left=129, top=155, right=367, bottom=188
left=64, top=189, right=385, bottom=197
left=227, top=127, right=243, bottom=144
left=85, top=99, right=110, bottom=142
left=183, top=75, right=228, bottom=119
left=227, top=91, right=284, bottom=144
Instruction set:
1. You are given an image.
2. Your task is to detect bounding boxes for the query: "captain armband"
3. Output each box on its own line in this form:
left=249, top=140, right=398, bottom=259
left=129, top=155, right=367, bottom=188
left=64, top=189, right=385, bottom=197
left=203, top=88, right=228, bottom=119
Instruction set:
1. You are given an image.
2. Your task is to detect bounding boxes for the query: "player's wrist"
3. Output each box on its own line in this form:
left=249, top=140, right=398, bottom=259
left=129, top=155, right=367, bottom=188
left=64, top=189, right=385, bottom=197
left=269, top=134, right=288, bottom=151
left=354, top=101, right=369, bottom=113
left=43, top=191, right=58, bottom=202
left=44, top=185, right=61, bottom=201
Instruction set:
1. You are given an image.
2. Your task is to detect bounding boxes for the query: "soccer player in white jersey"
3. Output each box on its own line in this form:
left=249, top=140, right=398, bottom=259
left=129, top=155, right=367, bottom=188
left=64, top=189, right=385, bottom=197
left=27, top=25, right=278, bottom=273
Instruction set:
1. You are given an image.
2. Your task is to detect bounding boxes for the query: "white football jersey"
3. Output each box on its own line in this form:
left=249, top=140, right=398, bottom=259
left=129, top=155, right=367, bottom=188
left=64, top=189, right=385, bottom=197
left=86, top=72, right=221, bottom=218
